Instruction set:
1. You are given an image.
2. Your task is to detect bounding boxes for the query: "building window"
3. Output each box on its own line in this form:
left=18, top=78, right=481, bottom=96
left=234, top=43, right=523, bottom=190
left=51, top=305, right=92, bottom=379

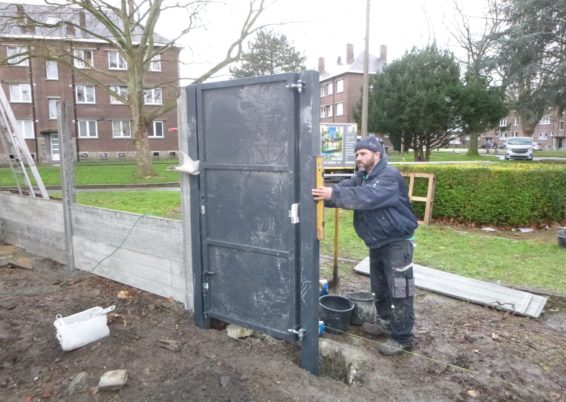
left=9, top=83, right=32, bottom=103
left=73, top=49, right=94, bottom=68
left=336, top=79, right=344, bottom=93
left=149, top=55, right=161, bottom=72
left=108, top=51, right=127, bottom=70
left=560, top=121, right=564, bottom=131
left=75, top=85, right=96, bottom=104
left=540, top=115, right=551, bottom=125
left=77, top=120, right=98, bottom=138
left=499, top=119, right=507, bottom=127
left=320, top=86, right=324, bottom=98
left=7, top=46, right=29, bottom=66
left=48, top=98, right=59, bottom=120
left=16, top=120, right=34, bottom=139
left=150, top=121, right=164, bottom=138
left=335, top=102, right=344, bottom=116
left=46, top=60, right=58, bottom=80
left=109, top=85, right=128, bottom=105
left=500, top=131, right=508, bottom=138
left=513, top=117, right=518, bottom=126
left=144, top=88, right=162, bottom=105
left=325, top=82, right=333, bottom=95
left=112, top=120, right=131, bottom=138
left=320, top=106, right=324, bottom=118
left=324, top=104, right=332, bottom=118
left=538, top=132, right=548, bottom=140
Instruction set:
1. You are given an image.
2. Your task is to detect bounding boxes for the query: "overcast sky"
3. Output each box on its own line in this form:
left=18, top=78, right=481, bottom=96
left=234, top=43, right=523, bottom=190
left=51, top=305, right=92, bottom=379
left=13, top=0, right=490, bottom=81
left=158, top=0, right=490, bottom=81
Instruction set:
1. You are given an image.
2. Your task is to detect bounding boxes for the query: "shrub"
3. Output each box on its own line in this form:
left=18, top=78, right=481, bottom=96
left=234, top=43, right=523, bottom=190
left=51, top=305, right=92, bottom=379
left=398, top=163, right=566, bottom=226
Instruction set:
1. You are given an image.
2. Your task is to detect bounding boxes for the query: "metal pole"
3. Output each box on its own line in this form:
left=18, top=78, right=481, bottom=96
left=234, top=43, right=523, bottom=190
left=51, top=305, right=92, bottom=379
left=361, top=0, right=371, bottom=137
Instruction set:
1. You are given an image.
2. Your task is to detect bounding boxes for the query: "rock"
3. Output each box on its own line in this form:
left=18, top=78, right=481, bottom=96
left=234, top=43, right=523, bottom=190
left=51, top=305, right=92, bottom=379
left=319, top=338, right=367, bottom=385
left=68, top=372, right=89, bottom=395
left=220, top=376, right=230, bottom=387
left=226, top=324, right=254, bottom=339
left=8, top=255, right=35, bottom=270
left=0, top=245, right=22, bottom=257
left=98, top=370, right=128, bottom=391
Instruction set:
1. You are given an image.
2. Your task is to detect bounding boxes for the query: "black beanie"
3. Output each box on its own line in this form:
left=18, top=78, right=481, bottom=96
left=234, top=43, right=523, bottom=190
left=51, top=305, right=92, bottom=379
left=354, top=136, right=383, bottom=153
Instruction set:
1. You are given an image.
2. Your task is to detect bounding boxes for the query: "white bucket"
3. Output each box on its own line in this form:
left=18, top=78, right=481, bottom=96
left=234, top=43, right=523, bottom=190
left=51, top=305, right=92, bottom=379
left=54, top=305, right=115, bottom=351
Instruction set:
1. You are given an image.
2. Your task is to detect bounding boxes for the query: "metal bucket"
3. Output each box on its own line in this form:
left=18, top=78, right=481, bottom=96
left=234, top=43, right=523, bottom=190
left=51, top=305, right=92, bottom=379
left=319, top=295, right=354, bottom=334
left=344, top=291, right=376, bottom=326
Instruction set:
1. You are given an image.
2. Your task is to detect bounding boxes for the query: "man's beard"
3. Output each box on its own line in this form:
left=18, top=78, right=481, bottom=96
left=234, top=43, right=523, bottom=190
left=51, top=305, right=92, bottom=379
left=358, top=155, right=376, bottom=172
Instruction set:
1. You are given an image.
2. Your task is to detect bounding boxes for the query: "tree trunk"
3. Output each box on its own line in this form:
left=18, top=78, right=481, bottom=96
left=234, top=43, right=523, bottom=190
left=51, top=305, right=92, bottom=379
left=467, top=132, right=479, bottom=156
left=133, top=121, right=156, bottom=177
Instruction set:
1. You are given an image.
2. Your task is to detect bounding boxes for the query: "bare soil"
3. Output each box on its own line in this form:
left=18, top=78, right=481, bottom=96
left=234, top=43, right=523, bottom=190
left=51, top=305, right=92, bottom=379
left=1, top=247, right=565, bottom=402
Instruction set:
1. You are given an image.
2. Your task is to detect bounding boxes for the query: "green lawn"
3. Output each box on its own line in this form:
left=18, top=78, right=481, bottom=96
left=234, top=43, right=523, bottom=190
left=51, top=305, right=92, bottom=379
left=0, top=159, right=180, bottom=187
left=321, top=209, right=565, bottom=294
left=71, top=191, right=566, bottom=295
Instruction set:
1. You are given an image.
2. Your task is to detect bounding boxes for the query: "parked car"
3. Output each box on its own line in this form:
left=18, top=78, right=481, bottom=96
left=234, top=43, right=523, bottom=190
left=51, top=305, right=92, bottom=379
left=480, top=143, right=496, bottom=149
left=532, top=142, right=543, bottom=151
left=504, top=137, right=533, bottom=160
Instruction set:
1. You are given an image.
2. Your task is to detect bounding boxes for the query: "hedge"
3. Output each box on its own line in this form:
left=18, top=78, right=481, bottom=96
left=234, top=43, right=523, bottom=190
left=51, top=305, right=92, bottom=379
left=397, top=162, right=566, bottom=226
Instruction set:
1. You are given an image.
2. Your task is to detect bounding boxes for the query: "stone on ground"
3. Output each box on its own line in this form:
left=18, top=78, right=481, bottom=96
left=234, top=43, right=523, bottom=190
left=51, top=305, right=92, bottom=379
left=98, top=370, right=128, bottom=391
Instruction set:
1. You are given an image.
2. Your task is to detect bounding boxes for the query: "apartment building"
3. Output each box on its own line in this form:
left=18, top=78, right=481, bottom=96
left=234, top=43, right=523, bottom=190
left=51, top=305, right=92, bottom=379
left=318, top=43, right=387, bottom=124
left=480, top=109, right=565, bottom=150
left=0, top=3, right=179, bottom=164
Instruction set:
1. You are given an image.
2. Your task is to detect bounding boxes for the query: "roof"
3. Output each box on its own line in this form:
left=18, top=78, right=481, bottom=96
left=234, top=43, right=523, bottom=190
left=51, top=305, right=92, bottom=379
left=321, top=51, right=385, bottom=81
left=0, top=2, right=171, bottom=45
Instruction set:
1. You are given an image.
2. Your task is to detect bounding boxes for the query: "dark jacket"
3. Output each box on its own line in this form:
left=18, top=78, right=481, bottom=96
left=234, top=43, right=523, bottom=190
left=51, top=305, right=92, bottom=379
left=326, top=155, right=418, bottom=249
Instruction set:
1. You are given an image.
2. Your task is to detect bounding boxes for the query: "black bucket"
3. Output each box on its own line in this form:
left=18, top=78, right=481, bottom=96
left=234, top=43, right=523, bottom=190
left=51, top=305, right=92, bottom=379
left=319, top=295, right=354, bottom=334
left=344, top=291, right=376, bottom=326
left=559, top=228, right=566, bottom=249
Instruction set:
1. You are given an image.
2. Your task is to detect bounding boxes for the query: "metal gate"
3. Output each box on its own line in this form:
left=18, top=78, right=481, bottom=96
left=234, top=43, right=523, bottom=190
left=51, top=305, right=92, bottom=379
left=184, top=71, right=320, bottom=374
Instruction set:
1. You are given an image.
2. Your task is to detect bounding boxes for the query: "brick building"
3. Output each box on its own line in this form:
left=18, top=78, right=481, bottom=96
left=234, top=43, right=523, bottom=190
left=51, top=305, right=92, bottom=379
left=318, top=43, right=387, bottom=124
left=0, top=3, right=179, bottom=164
left=479, top=109, right=565, bottom=151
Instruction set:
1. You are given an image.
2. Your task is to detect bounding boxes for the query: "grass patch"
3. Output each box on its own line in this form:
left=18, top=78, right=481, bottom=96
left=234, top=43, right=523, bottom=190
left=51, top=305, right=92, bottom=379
left=321, top=209, right=565, bottom=294
left=74, top=191, right=181, bottom=219
left=0, top=160, right=180, bottom=187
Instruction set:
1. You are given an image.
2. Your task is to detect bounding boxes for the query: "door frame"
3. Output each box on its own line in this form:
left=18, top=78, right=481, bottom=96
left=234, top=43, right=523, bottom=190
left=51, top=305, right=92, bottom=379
left=184, top=71, right=320, bottom=374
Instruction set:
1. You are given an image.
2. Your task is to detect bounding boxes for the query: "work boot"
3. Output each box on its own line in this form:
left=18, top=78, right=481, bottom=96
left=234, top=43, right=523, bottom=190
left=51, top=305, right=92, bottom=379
left=361, top=318, right=391, bottom=336
left=378, top=339, right=413, bottom=356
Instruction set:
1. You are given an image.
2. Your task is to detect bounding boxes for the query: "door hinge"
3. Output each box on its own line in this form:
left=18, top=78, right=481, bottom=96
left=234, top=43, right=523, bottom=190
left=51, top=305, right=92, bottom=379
left=289, top=203, right=299, bottom=224
left=288, top=327, right=306, bottom=342
left=286, top=80, right=305, bottom=93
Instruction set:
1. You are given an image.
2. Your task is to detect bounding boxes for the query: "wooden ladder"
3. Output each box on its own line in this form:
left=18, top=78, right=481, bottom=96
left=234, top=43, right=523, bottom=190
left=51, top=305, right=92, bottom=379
left=402, top=172, right=435, bottom=225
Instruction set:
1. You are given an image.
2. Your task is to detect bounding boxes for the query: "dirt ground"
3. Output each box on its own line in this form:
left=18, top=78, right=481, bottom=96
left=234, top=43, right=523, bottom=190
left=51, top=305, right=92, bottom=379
left=1, top=244, right=565, bottom=402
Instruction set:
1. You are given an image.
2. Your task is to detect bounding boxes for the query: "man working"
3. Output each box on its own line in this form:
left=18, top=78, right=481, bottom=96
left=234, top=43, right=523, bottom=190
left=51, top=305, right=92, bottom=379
left=312, top=136, right=418, bottom=355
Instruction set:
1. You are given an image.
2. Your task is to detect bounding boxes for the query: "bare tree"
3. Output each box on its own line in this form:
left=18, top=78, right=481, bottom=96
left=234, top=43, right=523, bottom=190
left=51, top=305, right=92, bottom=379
left=1, top=0, right=270, bottom=177
left=448, top=0, right=505, bottom=155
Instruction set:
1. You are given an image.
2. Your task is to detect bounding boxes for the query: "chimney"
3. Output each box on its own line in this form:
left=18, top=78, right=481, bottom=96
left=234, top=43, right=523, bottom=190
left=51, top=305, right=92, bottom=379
left=16, top=4, right=24, bottom=18
left=66, top=22, right=75, bottom=36
left=380, top=44, right=387, bottom=64
left=318, top=57, right=325, bottom=73
left=346, top=43, right=354, bottom=64
left=79, top=11, right=86, bottom=28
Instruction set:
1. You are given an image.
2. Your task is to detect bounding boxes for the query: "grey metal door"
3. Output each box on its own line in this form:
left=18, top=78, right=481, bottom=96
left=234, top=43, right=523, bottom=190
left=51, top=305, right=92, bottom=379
left=185, top=72, right=320, bottom=373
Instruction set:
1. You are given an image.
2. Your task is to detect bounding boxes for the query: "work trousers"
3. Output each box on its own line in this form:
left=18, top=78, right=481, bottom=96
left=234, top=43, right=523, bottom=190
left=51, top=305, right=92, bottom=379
left=369, top=239, right=415, bottom=346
